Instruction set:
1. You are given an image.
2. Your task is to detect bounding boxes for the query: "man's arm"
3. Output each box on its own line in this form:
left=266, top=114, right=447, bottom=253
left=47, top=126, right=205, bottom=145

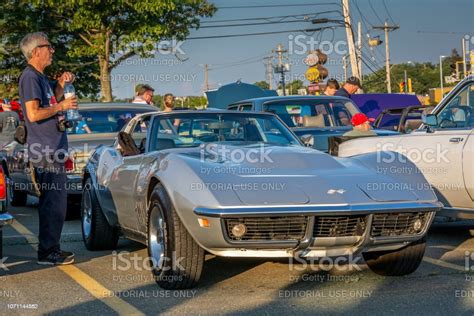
left=25, top=97, right=77, bottom=123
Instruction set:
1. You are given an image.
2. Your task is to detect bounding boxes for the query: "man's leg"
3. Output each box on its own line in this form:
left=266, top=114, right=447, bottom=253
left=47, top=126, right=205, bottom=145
left=36, top=168, right=67, bottom=260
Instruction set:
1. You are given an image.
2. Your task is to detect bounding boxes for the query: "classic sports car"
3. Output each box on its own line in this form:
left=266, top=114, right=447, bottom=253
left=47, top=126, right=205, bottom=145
left=82, top=110, right=441, bottom=289
left=0, top=102, right=155, bottom=213
left=338, top=76, right=474, bottom=219
left=227, top=95, right=398, bottom=152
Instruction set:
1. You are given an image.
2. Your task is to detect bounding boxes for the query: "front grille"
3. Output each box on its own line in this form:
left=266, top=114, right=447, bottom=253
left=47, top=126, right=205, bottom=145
left=224, top=216, right=308, bottom=241
left=313, top=215, right=367, bottom=237
left=371, top=212, right=431, bottom=237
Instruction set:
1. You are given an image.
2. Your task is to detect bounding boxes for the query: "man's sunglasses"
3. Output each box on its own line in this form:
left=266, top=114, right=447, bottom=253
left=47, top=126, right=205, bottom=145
left=36, top=44, right=53, bottom=49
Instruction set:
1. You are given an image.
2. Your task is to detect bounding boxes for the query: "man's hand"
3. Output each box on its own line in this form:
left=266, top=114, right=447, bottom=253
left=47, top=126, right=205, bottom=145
left=57, top=72, right=75, bottom=88
left=59, top=96, right=78, bottom=111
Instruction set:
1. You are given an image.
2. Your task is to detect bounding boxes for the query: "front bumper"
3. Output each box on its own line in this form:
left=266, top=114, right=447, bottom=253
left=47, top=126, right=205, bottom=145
left=191, top=201, right=441, bottom=258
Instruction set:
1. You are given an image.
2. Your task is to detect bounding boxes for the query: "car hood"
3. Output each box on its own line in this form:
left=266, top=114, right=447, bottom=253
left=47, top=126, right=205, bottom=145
left=173, top=144, right=419, bottom=206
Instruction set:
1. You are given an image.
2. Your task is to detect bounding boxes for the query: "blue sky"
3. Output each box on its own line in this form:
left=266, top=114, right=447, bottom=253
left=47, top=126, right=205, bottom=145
left=111, top=0, right=474, bottom=99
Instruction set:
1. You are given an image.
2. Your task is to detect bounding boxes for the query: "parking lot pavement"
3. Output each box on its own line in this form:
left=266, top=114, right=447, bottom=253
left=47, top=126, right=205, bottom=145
left=1, top=201, right=473, bottom=315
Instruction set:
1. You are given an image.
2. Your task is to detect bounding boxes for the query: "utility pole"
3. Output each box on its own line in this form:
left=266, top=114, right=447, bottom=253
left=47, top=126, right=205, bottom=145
left=204, top=64, right=209, bottom=91
left=274, top=44, right=289, bottom=95
left=373, top=21, right=399, bottom=93
left=404, top=70, right=408, bottom=93
left=357, top=21, right=362, bottom=83
left=342, top=55, right=348, bottom=82
left=341, top=0, right=360, bottom=79
left=263, top=56, right=274, bottom=90
left=462, top=37, right=467, bottom=78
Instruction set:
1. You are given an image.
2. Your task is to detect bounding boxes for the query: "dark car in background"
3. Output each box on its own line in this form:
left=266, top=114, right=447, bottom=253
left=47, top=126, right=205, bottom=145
left=228, top=96, right=398, bottom=152
left=0, top=102, right=156, bottom=214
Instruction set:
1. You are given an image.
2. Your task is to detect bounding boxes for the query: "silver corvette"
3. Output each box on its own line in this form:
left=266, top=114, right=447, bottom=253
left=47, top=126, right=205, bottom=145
left=81, top=110, right=441, bottom=289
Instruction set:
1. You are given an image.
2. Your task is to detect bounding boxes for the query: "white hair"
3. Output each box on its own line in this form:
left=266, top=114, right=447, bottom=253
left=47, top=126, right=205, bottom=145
left=20, top=32, right=48, bottom=61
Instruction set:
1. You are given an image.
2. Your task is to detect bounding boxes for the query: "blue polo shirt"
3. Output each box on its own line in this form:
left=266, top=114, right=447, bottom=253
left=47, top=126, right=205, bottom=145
left=19, top=65, right=68, bottom=164
left=334, top=88, right=351, bottom=99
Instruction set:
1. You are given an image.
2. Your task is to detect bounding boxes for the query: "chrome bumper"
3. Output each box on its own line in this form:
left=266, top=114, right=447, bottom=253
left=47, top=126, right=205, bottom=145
left=192, top=201, right=441, bottom=258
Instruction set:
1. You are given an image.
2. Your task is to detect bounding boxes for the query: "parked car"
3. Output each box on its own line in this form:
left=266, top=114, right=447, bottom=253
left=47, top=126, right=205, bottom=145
left=0, top=166, right=12, bottom=258
left=81, top=110, right=441, bottom=289
left=351, top=93, right=422, bottom=123
left=0, top=102, right=156, bottom=213
left=228, top=96, right=399, bottom=152
left=338, top=76, right=474, bottom=219
left=373, top=105, right=434, bottom=134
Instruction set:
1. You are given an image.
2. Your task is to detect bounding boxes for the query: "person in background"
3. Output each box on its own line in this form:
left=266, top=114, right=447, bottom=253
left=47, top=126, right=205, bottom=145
left=132, top=84, right=154, bottom=105
left=343, top=113, right=377, bottom=137
left=335, top=76, right=361, bottom=99
left=163, top=93, right=175, bottom=112
left=324, top=78, right=340, bottom=96
left=0, top=100, right=20, bottom=146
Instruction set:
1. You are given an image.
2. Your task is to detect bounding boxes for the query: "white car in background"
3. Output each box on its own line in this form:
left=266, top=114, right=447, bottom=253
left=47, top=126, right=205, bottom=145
left=338, top=76, right=474, bottom=219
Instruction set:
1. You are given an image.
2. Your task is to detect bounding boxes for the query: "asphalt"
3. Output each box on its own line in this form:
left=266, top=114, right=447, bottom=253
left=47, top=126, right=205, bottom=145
left=0, top=198, right=473, bottom=315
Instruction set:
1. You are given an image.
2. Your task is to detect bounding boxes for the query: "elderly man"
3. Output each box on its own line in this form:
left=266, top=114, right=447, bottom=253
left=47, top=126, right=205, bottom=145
left=335, top=76, right=362, bottom=99
left=343, top=113, right=377, bottom=137
left=132, top=84, right=155, bottom=105
left=18, top=32, right=78, bottom=265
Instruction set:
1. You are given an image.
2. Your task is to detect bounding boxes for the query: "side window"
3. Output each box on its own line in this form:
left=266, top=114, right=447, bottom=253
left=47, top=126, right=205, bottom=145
left=241, top=104, right=253, bottom=111
left=437, top=83, right=474, bottom=129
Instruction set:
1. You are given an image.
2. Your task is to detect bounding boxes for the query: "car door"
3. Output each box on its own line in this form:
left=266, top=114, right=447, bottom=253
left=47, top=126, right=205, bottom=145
left=463, top=130, right=474, bottom=204
left=395, top=80, right=474, bottom=209
left=104, top=116, right=151, bottom=232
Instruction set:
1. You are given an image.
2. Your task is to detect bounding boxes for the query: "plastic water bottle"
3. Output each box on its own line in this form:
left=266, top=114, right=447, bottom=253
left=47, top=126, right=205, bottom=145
left=64, top=82, right=80, bottom=120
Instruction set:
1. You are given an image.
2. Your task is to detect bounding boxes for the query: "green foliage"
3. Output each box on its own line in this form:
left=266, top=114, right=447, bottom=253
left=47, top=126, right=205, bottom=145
left=254, top=81, right=270, bottom=90
left=0, top=0, right=216, bottom=100
left=363, top=49, right=462, bottom=95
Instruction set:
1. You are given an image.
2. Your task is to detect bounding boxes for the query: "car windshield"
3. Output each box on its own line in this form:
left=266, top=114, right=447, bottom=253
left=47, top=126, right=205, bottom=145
left=149, top=113, right=301, bottom=151
left=263, top=99, right=359, bottom=128
left=67, top=109, right=153, bottom=134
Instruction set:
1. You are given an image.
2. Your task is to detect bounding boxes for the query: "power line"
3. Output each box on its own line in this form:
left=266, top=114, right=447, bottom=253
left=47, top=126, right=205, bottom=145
left=368, top=0, right=384, bottom=25
left=187, top=26, right=333, bottom=40
left=216, top=3, right=341, bottom=9
left=382, top=0, right=397, bottom=25
left=200, top=11, right=342, bottom=24
left=200, top=19, right=310, bottom=29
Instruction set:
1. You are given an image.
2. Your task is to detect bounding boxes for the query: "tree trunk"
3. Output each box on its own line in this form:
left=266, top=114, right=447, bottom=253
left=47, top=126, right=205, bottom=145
left=99, top=56, right=112, bottom=102
left=99, top=31, right=112, bottom=102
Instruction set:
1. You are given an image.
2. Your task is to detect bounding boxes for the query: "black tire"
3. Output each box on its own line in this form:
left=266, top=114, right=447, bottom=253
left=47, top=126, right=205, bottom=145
left=81, top=177, right=119, bottom=250
left=8, top=179, right=27, bottom=207
left=66, top=195, right=81, bottom=221
left=363, top=237, right=426, bottom=276
left=147, top=183, right=204, bottom=289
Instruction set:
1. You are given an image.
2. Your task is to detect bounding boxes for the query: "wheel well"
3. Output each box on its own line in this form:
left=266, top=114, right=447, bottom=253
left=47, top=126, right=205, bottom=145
left=147, top=177, right=160, bottom=206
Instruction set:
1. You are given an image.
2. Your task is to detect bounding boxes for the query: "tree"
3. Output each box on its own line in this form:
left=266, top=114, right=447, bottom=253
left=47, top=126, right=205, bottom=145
left=254, top=81, right=270, bottom=90
left=0, top=0, right=216, bottom=101
left=0, top=1, right=101, bottom=98
left=363, top=57, right=460, bottom=95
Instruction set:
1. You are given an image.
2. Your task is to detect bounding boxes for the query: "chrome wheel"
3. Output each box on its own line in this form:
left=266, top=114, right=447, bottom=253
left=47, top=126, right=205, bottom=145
left=149, top=205, right=166, bottom=271
left=82, top=189, right=92, bottom=239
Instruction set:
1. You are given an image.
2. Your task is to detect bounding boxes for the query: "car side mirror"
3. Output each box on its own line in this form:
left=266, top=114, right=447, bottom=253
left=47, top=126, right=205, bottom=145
left=300, top=134, right=314, bottom=147
left=422, top=114, right=437, bottom=126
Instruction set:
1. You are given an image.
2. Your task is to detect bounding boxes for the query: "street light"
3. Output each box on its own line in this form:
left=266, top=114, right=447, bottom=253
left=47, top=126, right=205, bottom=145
left=440, top=55, right=446, bottom=97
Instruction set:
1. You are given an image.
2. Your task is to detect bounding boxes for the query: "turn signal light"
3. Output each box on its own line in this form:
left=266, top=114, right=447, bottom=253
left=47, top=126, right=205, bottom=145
left=198, top=218, right=210, bottom=228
